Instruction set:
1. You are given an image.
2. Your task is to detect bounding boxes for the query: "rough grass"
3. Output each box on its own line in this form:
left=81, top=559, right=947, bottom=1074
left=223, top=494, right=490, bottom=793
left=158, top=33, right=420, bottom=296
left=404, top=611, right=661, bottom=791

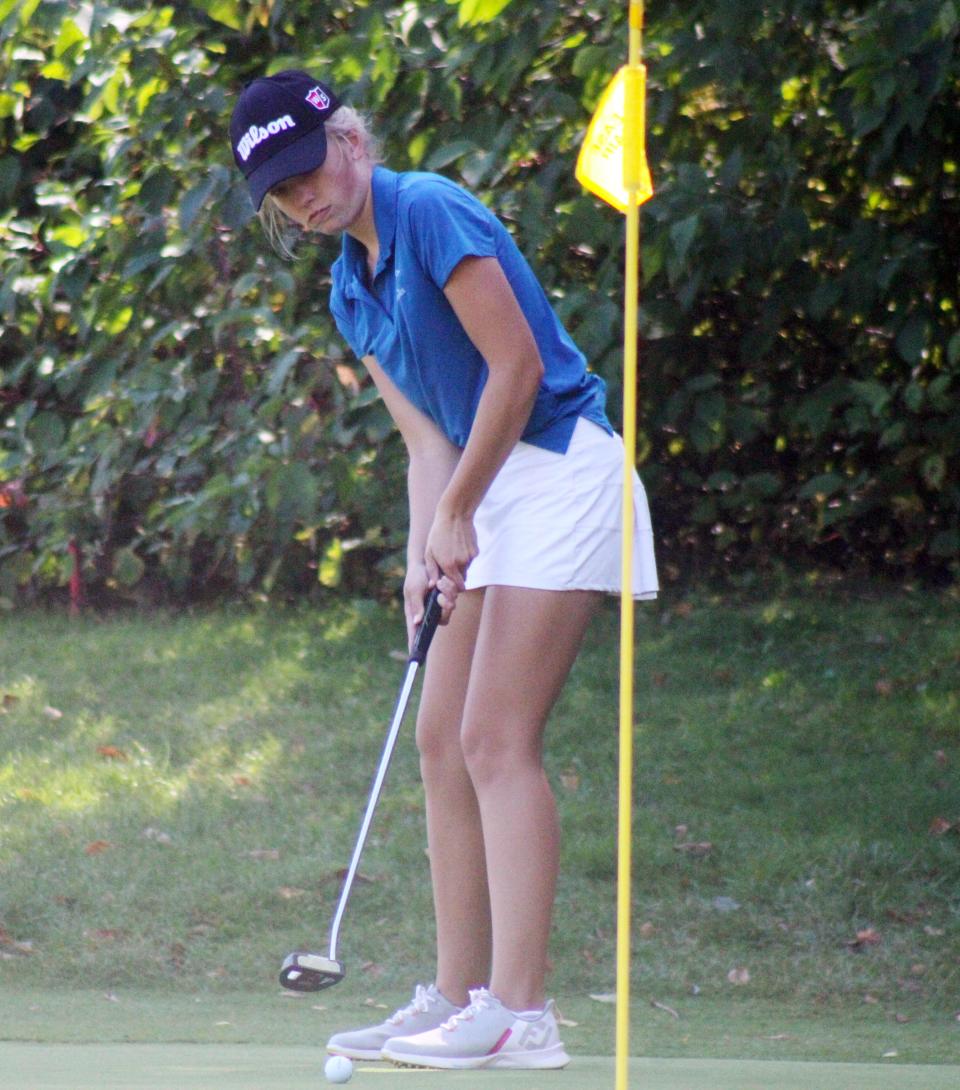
left=0, top=582, right=958, bottom=1061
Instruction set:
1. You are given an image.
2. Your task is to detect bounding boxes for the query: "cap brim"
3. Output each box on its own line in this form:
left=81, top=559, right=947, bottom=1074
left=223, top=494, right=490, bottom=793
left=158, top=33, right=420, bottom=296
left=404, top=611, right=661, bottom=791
left=245, top=127, right=328, bottom=211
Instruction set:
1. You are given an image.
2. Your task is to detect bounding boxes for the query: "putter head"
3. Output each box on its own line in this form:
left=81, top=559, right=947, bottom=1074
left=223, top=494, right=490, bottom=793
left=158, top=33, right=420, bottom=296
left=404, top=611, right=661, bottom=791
left=279, top=951, right=345, bottom=992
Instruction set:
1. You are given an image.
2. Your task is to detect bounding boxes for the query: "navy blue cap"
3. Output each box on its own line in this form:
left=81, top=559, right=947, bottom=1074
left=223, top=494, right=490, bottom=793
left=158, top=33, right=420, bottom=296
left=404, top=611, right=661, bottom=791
left=230, top=70, right=341, bottom=211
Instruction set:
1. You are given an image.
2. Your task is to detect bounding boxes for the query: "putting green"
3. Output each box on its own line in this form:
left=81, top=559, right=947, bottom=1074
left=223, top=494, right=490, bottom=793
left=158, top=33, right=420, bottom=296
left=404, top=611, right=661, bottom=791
left=1, top=1045, right=958, bottom=1089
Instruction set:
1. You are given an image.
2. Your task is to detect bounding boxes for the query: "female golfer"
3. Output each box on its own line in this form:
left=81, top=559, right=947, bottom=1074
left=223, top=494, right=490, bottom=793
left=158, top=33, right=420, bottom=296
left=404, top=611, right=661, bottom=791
left=230, top=70, right=657, bottom=1070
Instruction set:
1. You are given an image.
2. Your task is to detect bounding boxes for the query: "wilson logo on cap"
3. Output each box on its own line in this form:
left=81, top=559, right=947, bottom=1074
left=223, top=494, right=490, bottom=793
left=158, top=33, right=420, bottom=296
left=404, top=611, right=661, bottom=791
left=235, top=114, right=296, bottom=163
left=305, top=86, right=331, bottom=111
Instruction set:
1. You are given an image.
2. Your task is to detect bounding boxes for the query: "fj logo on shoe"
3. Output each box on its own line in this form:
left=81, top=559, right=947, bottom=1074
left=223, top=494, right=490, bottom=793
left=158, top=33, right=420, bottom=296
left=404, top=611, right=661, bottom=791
left=516, top=1022, right=554, bottom=1050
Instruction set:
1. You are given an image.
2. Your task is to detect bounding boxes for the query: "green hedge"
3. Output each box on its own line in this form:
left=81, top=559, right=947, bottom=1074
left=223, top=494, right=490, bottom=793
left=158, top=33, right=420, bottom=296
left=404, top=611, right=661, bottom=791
left=0, top=0, right=957, bottom=607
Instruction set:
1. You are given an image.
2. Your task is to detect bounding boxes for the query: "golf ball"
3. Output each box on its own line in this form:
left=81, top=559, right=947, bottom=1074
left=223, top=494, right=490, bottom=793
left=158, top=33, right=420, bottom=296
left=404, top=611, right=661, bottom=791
left=324, top=1055, right=354, bottom=1084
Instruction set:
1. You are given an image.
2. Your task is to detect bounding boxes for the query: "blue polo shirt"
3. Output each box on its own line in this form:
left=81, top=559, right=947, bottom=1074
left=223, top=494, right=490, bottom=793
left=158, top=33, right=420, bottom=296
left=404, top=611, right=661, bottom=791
left=329, top=167, right=612, bottom=454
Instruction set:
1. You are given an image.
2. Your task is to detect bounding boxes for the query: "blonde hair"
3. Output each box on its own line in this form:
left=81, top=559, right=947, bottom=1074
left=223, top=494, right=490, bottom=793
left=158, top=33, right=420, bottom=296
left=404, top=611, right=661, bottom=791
left=257, top=105, right=381, bottom=260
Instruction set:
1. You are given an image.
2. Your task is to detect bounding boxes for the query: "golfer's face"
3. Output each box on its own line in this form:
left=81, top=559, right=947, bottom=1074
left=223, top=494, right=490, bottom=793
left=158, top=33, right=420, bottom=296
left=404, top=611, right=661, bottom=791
left=269, top=135, right=366, bottom=235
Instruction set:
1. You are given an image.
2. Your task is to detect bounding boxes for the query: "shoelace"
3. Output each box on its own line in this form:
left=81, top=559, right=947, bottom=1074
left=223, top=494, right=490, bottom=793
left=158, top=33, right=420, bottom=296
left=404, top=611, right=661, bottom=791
left=441, top=987, right=496, bottom=1031
left=388, top=984, right=436, bottom=1025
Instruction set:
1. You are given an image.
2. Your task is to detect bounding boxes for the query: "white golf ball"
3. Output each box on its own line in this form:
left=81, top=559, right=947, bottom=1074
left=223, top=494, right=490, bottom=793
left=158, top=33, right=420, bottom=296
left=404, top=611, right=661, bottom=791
left=324, top=1055, right=354, bottom=1084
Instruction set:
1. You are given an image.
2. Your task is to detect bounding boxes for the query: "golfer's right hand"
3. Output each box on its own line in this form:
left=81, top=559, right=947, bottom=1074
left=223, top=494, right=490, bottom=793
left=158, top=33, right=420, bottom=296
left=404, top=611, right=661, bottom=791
left=403, top=565, right=433, bottom=651
left=404, top=564, right=454, bottom=649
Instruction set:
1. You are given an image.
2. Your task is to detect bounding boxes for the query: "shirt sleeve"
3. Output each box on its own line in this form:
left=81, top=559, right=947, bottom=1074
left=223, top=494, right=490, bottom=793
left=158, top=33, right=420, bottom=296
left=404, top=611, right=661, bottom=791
left=402, top=176, right=499, bottom=289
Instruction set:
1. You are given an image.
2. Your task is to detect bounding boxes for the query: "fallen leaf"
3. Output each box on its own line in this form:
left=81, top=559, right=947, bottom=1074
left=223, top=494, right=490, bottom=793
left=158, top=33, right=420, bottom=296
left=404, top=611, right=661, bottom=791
left=43, top=706, right=63, bottom=720
left=673, top=602, right=694, bottom=618
left=638, top=921, right=656, bottom=938
left=712, top=896, right=741, bottom=913
left=559, top=769, right=580, bottom=792
left=0, top=928, right=34, bottom=956
left=929, top=816, right=953, bottom=836
left=727, top=967, right=751, bottom=985
left=650, top=999, right=680, bottom=1019
left=104, top=992, right=120, bottom=1003
left=863, top=994, right=880, bottom=1005
left=334, top=867, right=373, bottom=884
left=232, top=775, right=253, bottom=787
left=84, top=840, right=112, bottom=855
left=97, top=745, right=128, bottom=761
left=934, top=750, right=948, bottom=766
left=882, top=1050, right=899, bottom=1059
left=246, top=849, right=280, bottom=860
left=875, top=679, right=893, bottom=697
left=894, top=1013, right=910, bottom=1024
left=886, top=906, right=930, bottom=924
left=762, top=1034, right=794, bottom=1041
left=142, top=827, right=172, bottom=845
left=924, top=925, right=945, bottom=937
left=674, top=824, right=689, bottom=840
left=278, top=886, right=308, bottom=900
left=362, top=994, right=388, bottom=1007
left=674, top=841, right=713, bottom=857
left=652, top=672, right=668, bottom=687
left=589, top=993, right=617, bottom=1004
left=1, top=694, right=18, bottom=711
left=848, top=928, right=882, bottom=950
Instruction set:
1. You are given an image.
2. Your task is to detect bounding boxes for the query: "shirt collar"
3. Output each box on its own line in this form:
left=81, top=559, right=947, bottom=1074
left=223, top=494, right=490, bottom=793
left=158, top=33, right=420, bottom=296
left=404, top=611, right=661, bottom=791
left=340, top=165, right=398, bottom=282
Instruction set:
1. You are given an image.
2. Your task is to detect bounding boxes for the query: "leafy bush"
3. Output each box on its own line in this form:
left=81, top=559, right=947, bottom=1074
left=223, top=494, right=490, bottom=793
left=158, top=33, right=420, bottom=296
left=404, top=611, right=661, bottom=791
left=640, top=0, right=960, bottom=583
left=0, top=0, right=957, bottom=607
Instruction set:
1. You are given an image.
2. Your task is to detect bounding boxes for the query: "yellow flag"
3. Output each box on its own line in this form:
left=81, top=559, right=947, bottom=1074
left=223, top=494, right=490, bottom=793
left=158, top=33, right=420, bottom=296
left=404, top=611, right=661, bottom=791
left=576, top=65, right=653, bottom=212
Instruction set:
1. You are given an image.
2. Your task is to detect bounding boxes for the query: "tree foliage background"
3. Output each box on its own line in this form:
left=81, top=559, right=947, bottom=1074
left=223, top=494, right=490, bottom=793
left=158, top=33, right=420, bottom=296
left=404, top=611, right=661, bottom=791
left=0, top=0, right=957, bottom=607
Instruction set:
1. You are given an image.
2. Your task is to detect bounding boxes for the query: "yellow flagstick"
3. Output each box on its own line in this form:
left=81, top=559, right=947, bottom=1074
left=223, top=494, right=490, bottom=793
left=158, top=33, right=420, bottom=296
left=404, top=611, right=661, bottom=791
left=616, top=4, right=644, bottom=1089
left=574, top=5, right=651, bottom=1086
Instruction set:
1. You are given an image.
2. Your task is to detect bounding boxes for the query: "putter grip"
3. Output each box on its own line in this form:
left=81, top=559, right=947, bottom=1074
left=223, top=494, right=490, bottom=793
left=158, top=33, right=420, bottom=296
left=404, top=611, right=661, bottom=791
left=410, top=587, right=442, bottom=665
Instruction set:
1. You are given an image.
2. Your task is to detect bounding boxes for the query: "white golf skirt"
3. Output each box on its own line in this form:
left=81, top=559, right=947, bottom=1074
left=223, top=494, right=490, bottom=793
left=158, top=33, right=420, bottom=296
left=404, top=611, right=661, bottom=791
left=465, top=416, right=658, bottom=599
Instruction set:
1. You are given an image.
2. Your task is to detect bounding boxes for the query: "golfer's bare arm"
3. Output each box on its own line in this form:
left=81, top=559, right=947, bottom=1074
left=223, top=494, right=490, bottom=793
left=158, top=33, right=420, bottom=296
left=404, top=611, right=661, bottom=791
left=362, top=255, right=542, bottom=597
left=438, top=256, right=543, bottom=526
left=361, top=353, right=460, bottom=602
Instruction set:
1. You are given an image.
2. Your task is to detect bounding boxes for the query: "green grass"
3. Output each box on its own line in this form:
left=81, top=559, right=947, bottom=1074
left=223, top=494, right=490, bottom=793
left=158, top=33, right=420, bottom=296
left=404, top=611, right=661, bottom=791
left=0, top=582, right=958, bottom=1062
left=0, top=985, right=956, bottom=1065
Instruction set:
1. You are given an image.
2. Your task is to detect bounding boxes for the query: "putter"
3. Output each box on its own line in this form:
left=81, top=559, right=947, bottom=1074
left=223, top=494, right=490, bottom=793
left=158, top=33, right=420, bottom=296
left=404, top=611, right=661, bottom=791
left=279, top=586, right=443, bottom=992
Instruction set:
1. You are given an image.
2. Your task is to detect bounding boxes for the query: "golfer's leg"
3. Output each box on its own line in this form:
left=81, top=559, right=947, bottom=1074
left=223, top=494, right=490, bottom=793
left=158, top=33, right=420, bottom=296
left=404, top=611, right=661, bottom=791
left=461, top=586, right=599, bottom=1012
left=415, top=588, right=490, bottom=1007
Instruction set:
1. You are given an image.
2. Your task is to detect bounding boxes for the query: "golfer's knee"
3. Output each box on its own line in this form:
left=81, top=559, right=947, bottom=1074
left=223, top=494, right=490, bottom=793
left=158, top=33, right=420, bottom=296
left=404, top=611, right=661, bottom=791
left=415, top=708, right=464, bottom=771
left=460, top=716, right=540, bottom=788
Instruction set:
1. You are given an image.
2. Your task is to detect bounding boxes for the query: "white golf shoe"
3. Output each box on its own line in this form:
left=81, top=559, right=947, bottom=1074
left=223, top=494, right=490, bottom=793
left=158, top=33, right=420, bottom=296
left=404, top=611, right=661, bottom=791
left=326, top=983, right=461, bottom=1061
left=381, top=986, right=571, bottom=1069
